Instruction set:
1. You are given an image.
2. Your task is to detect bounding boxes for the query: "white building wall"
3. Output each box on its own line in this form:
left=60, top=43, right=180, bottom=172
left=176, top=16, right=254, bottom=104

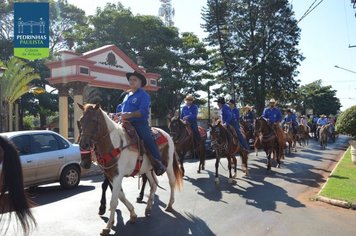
left=52, top=66, right=76, bottom=77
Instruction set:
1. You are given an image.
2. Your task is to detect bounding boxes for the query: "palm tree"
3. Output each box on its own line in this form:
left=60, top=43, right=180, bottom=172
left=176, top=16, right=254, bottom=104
left=0, top=57, right=40, bottom=131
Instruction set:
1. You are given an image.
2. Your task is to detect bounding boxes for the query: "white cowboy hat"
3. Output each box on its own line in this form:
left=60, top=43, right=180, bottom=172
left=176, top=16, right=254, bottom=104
left=184, top=94, right=194, bottom=101
left=269, top=98, right=276, bottom=103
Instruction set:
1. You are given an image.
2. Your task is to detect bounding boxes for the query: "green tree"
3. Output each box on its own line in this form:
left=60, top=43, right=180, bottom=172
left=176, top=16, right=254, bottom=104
left=0, top=57, right=40, bottom=131
left=73, top=3, right=212, bottom=119
left=202, top=0, right=304, bottom=114
left=298, top=80, right=341, bottom=116
left=336, top=105, right=356, bottom=139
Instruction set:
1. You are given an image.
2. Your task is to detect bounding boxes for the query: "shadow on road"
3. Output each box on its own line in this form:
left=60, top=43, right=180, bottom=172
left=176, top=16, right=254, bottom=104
left=27, top=184, right=95, bottom=207
left=101, top=196, right=215, bottom=236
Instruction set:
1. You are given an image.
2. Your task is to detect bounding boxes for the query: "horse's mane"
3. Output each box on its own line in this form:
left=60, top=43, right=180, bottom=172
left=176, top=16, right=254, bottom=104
left=0, top=136, right=36, bottom=235
left=83, top=103, right=126, bottom=148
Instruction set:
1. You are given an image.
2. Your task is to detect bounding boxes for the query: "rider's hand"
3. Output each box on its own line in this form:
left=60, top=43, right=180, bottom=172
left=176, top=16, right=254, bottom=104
left=120, top=112, right=131, bottom=120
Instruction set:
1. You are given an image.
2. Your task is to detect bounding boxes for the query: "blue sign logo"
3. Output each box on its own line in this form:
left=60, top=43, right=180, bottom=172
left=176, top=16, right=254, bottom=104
left=14, top=2, right=49, bottom=60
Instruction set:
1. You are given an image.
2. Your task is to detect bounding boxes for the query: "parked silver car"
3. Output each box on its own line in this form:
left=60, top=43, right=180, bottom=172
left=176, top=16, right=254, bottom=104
left=0, top=130, right=81, bottom=189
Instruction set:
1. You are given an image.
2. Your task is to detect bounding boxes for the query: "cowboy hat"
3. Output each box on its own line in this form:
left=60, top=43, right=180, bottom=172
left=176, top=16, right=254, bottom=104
left=269, top=98, right=276, bottom=103
left=321, top=114, right=326, bottom=118
left=214, top=97, right=225, bottom=104
left=185, top=94, right=194, bottom=101
left=244, top=105, right=252, bottom=110
left=126, top=71, right=147, bottom=87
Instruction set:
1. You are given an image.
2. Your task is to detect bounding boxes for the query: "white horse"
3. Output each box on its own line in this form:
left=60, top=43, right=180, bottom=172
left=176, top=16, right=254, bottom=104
left=78, top=103, right=183, bottom=236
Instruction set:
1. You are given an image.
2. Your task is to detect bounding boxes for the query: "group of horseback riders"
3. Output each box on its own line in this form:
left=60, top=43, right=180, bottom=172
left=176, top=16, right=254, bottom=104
left=112, top=70, right=338, bottom=177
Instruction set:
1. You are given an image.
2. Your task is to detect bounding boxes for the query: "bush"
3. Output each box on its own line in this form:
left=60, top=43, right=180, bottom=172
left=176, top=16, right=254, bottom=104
left=335, top=105, right=356, bottom=139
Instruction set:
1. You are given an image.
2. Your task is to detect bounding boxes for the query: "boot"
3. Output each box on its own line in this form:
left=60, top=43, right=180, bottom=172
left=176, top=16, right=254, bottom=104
left=154, top=160, right=166, bottom=176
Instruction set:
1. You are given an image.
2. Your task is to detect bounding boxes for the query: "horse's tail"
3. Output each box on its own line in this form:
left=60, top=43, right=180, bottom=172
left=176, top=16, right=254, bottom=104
left=0, top=136, right=37, bottom=235
left=173, top=150, right=183, bottom=190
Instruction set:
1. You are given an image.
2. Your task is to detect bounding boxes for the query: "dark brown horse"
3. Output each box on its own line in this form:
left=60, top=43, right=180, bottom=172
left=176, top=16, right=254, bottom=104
left=209, top=122, right=249, bottom=184
left=254, top=117, right=283, bottom=172
left=0, top=136, right=36, bottom=235
left=169, top=117, right=206, bottom=174
left=296, top=124, right=309, bottom=146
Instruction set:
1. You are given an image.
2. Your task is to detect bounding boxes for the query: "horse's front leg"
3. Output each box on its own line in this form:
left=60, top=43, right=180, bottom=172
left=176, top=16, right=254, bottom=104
left=232, top=154, right=238, bottom=178
left=227, top=155, right=236, bottom=184
left=145, top=172, right=157, bottom=216
left=214, top=154, right=220, bottom=184
left=99, top=176, right=111, bottom=215
left=137, top=174, right=147, bottom=203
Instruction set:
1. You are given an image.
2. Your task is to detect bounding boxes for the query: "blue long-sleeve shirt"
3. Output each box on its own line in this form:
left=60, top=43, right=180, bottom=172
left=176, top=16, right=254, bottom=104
left=262, top=107, right=282, bottom=123
left=180, top=104, right=198, bottom=123
left=231, top=107, right=240, bottom=122
left=284, top=113, right=298, bottom=126
left=317, top=118, right=328, bottom=126
left=116, top=88, right=150, bottom=122
left=242, top=111, right=254, bottom=123
left=221, top=104, right=233, bottom=125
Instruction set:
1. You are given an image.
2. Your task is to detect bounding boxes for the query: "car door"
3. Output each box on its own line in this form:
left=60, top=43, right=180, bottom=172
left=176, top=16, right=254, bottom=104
left=10, top=134, right=37, bottom=186
left=31, top=133, right=65, bottom=183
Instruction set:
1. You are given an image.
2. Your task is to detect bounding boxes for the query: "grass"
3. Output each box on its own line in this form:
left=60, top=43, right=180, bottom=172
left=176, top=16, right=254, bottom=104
left=319, top=148, right=356, bottom=204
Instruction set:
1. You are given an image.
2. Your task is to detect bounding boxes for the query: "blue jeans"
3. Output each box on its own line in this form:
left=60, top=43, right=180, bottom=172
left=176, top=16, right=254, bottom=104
left=230, top=120, right=250, bottom=150
left=131, top=120, right=161, bottom=162
left=190, top=120, right=201, bottom=143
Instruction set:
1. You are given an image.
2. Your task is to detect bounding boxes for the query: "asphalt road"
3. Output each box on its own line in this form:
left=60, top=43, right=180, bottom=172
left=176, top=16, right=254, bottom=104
left=3, top=135, right=356, bottom=236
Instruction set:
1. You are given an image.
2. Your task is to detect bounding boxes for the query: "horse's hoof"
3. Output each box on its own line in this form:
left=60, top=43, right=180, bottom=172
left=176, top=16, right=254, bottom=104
left=100, top=228, right=110, bottom=236
left=232, top=173, right=237, bottom=179
left=98, top=206, right=106, bottom=215
left=129, top=213, right=138, bottom=223
left=202, top=166, right=205, bottom=170
left=145, top=208, right=152, bottom=216
left=165, top=206, right=174, bottom=212
left=197, top=169, right=201, bottom=174
left=136, top=195, right=143, bottom=203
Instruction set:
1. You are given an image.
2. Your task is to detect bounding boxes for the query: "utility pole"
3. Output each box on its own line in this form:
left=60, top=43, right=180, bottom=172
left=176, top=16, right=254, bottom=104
left=158, top=0, right=175, bottom=27
left=0, top=66, right=6, bottom=132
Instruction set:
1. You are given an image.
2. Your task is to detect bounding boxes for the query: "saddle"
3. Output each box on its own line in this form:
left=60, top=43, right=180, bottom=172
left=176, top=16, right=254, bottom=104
left=184, top=125, right=207, bottom=138
left=122, top=121, right=169, bottom=154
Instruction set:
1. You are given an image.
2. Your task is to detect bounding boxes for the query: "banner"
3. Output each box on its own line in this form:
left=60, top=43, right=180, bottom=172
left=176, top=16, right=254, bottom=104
left=14, top=2, right=49, bottom=60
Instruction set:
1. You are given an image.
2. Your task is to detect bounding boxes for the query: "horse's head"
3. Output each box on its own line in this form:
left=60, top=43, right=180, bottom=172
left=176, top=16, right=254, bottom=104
left=169, top=116, right=185, bottom=142
left=283, top=122, right=291, bottom=132
left=78, top=103, right=105, bottom=151
left=255, top=116, right=270, bottom=135
left=209, top=121, right=224, bottom=143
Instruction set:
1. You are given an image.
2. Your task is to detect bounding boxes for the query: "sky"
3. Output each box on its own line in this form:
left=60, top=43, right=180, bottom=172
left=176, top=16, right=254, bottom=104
left=67, top=0, right=356, bottom=111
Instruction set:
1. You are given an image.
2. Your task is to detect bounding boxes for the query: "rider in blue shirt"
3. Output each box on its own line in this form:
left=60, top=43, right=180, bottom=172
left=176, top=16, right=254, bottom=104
left=283, top=109, right=298, bottom=134
left=262, top=98, right=285, bottom=151
left=180, top=94, right=200, bottom=144
left=228, top=99, right=249, bottom=151
left=117, top=71, right=166, bottom=176
left=215, top=97, right=249, bottom=152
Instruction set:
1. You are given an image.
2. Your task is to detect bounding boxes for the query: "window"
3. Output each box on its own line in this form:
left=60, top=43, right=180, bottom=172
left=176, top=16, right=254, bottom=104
left=31, top=134, right=61, bottom=153
left=150, top=79, right=157, bottom=86
left=79, top=66, right=89, bottom=75
left=11, top=135, right=31, bottom=155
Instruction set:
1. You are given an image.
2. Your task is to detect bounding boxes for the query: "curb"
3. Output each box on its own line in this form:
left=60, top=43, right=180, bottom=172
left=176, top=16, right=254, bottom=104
left=316, top=145, right=355, bottom=210
left=316, top=195, right=356, bottom=210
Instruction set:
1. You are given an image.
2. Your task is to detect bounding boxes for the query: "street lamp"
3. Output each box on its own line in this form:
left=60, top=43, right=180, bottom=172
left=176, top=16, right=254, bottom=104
left=334, top=65, right=356, bottom=74
left=0, top=66, right=6, bottom=132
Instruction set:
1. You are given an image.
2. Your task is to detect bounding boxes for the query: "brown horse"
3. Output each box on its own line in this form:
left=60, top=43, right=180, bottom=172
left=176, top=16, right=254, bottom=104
left=169, top=117, right=206, bottom=174
left=296, top=124, right=309, bottom=146
left=0, top=136, right=36, bottom=235
left=283, top=122, right=297, bottom=154
left=209, top=122, right=249, bottom=184
left=78, top=104, right=183, bottom=235
left=254, top=117, right=284, bottom=172
left=319, top=124, right=331, bottom=150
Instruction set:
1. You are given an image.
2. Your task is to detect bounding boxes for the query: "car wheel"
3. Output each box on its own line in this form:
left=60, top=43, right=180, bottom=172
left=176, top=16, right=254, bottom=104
left=60, top=165, right=80, bottom=189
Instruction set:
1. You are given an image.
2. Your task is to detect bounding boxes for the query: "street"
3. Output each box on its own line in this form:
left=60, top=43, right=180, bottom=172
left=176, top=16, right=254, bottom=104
left=3, top=135, right=356, bottom=236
